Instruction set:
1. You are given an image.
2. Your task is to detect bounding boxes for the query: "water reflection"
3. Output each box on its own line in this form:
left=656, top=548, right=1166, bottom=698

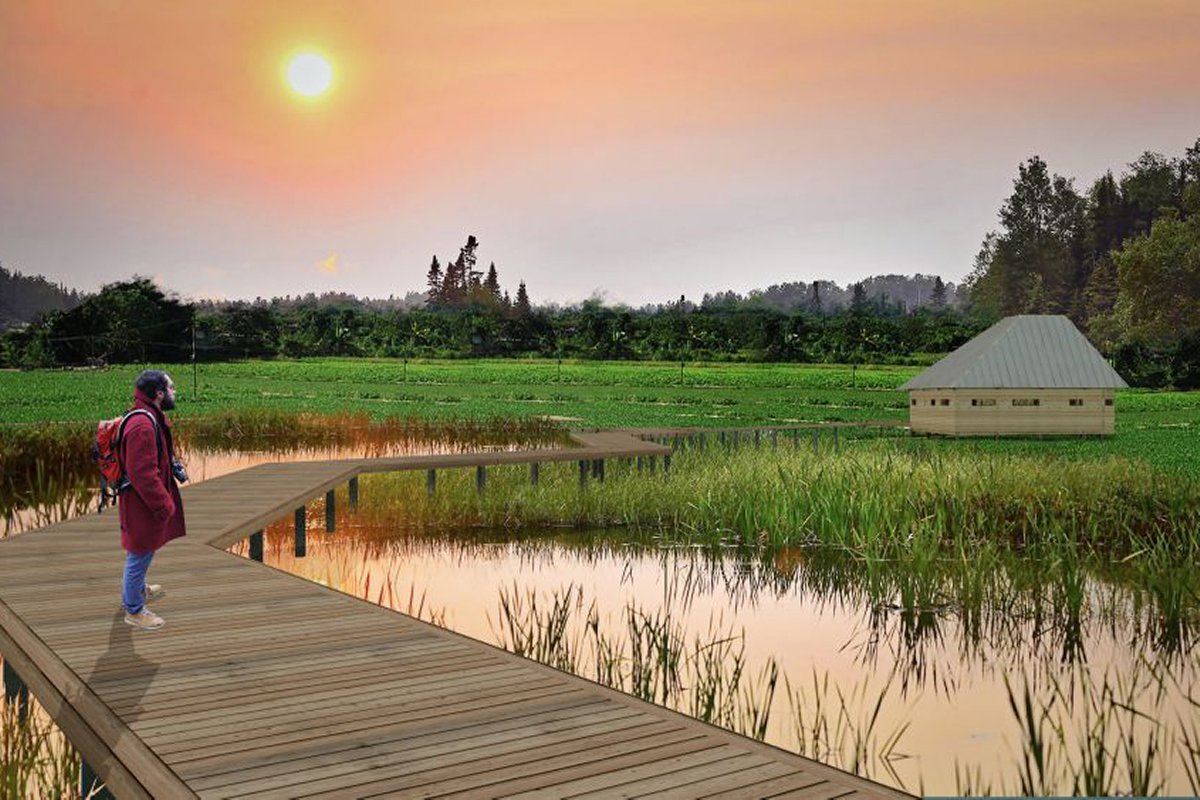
left=229, top=506, right=1200, bottom=796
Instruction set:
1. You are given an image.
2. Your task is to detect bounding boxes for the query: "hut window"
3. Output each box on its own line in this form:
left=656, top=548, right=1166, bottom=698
left=971, top=399, right=997, bottom=407
left=1069, top=398, right=1084, bottom=407
left=1012, top=398, right=1040, bottom=407
left=930, top=399, right=936, bottom=406
left=911, top=398, right=917, bottom=406
left=939, top=399, right=950, bottom=406
left=1105, top=398, right=1114, bottom=407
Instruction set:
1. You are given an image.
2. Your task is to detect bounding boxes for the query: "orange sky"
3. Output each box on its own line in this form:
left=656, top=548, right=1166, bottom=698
left=2, top=0, right=1199, bottom=303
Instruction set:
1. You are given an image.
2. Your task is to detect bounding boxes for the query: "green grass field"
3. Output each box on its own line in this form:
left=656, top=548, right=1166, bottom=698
left=1, top=358, right=1196, bottom=475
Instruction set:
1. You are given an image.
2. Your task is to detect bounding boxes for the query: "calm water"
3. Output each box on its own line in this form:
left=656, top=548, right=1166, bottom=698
left=233, top=493, right=1200, bottom=796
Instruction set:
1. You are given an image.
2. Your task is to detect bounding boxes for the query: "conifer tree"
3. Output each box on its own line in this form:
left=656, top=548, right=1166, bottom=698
left=931, top=276, right=947, bottom=308
left=425, top=256, right=443, bottom=304
left=515, top=281, right=531, bottom=316
left=485, top=262, right=501, bottom=298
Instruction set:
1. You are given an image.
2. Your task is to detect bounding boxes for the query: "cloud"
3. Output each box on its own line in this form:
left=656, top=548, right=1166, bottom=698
left=318, top=252, right=340, bottom=274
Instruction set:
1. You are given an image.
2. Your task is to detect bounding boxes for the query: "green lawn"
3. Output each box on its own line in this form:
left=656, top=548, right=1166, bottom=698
left=1, top=358, right=1196, bottom=475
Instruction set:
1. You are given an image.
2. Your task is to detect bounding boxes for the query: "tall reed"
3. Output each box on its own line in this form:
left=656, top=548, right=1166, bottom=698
left=1, top=662, right=95, bottom=799
left=489, top=582, right=783, bottom=743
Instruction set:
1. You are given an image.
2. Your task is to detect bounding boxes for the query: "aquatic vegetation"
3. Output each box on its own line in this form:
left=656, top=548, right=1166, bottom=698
left=489, top=582, right=783, bottom=744
left=0, top=410, right=564, bottom=536
left=1, top=660, right=95, bottom=799
left=351, top=439, right=1200, bottom=559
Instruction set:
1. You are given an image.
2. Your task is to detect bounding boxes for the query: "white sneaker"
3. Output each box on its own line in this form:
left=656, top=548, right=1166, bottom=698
left=124, top=609, right=165, bottom=630
left=143, top=584, right=165, bottom=602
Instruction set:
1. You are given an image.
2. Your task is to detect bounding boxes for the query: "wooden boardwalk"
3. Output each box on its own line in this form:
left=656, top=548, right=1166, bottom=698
left=0, top=430, right=911, bottom=799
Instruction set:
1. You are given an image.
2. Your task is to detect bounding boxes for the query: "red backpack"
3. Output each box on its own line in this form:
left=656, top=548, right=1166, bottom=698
left=93, top=409, right=160, bottom=512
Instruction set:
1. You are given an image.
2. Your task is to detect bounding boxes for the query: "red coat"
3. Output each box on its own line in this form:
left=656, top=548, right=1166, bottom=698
left=118, top=390, right=186, bottom=554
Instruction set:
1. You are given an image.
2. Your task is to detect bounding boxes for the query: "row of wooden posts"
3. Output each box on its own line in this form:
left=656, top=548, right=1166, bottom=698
left=257, top=425, right=854, bottom=562
left=253, top=454, right=674, bottom=561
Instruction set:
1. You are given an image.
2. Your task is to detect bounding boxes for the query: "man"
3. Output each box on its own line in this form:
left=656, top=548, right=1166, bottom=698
left=119, top=369, right=187, bottom=630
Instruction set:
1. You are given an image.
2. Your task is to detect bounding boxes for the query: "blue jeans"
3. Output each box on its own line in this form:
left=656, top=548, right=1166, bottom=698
left=122, top=551, right=154, bottom=615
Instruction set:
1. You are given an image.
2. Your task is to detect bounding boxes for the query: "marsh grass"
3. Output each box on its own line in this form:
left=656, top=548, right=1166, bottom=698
left=488, top=582, right=784, bottom=744
left=352, top=437, right=1200, bottom=552
left=1, top=661, right=92, bottom=799
left=994, top=656, right=1199, bottom=797
left=0, top=409, right=565, bottom=536
left=788, top=668, right=913, bottom=785
left=349, top=440, right=1200, bottom=658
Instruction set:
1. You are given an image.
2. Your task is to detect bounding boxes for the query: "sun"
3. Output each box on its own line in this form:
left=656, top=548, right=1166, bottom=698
left=286, top=52, right=334, bottom=98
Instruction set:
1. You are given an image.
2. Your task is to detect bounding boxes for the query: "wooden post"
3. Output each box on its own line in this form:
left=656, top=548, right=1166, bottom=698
left=664, top=454, right=672, bottom=473
left=636, top=456, right=643, bottom=474
left=649, top=456, right=657, bottom=474
left=770, top=430, right=777, bottom=449
left=597, top=459, right=605, bottom=482
left=833, top=427, right=840, bottom=453
left=426, top=469, right=436, bottom=497
left=531, top=462, right=540, bottom=485
left=699, top=432, right=707, bottom=449
left=719, top=431, right=726, bottom=447
left=294, top=508, right=306, bottom=557
left=348, top=476, right=358, bottom=510
left=579, top=459, right=589, bottom=489
left=476, top=465, right=486, bottom=495
left=249, top=531, right=264, bottom=563
left=812, top=429, right=820, bottom=455
left=3, top=659, right=29, bottom=725
left=325, top=490, right=335, bottom=533
left=733, top=431, right=741, bottom=449
left=754, top=429, right=760, bottom=448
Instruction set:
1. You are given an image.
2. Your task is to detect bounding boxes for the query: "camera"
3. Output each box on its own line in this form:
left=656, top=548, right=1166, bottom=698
left=171, top=458, right=189, bottom=484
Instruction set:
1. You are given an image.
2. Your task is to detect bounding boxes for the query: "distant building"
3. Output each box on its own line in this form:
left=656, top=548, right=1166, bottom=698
left=899, top=315, right=1127, bottom=436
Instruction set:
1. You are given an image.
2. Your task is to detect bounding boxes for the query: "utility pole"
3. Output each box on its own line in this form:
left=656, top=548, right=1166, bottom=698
left=192, top=324, right=198, bottom=401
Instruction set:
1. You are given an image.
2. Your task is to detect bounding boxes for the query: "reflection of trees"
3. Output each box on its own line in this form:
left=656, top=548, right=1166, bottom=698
left=260, top=513, right=1198, bottom=704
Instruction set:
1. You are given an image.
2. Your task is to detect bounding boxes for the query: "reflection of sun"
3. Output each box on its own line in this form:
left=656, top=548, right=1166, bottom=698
left=286, top=52, right=334, bottom=98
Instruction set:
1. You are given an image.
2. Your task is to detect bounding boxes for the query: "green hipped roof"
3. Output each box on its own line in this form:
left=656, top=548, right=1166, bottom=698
left=899, top=315, right=1129, bottom=390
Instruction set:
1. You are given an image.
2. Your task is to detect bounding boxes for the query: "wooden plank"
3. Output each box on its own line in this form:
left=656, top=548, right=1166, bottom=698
left=187, top=704, right=642, bottom=790
left=176, top=695, right=613, bottom=779
left=700, top=774, right=838, bottom=799
left=209, top=715, right=677, bottom=797
left=637, top=761, right=801, bottom=799
left=566, top=753, right=783, bottom=798
left=0, top=598, right=197, bottom=798
left=165, top=684, right=592, bottom=766
left=131, top=661, right=526, bottom=732
left=480, top=747, right=746, bottom=799
left=149, top=673, right=570, bottom=755
left=354, top=738, right=726, bottom=799
left=95, top=635, right=464, bottom=701
left=0, top=627, right=152, bottom=800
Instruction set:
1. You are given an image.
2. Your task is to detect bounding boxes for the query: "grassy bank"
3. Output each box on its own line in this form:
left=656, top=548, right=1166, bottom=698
left=344, top=441, right=1200, bottom=657
left=1, top=358, right=1195, bottom=476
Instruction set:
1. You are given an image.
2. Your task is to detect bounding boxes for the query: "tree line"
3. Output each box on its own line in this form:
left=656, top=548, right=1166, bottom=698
left=0, top=264, right=80, bottom=329
left=964, top=137, right=1200, bottom=387
left=0, top=276, right=980, bottom=368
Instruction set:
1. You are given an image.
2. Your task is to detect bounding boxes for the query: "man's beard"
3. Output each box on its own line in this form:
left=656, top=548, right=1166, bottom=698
left=161, top=395, right=176, bottom=411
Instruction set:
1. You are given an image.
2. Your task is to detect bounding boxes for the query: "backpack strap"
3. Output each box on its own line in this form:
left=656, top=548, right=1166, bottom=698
left=117, top=408, right=163, bottom=465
